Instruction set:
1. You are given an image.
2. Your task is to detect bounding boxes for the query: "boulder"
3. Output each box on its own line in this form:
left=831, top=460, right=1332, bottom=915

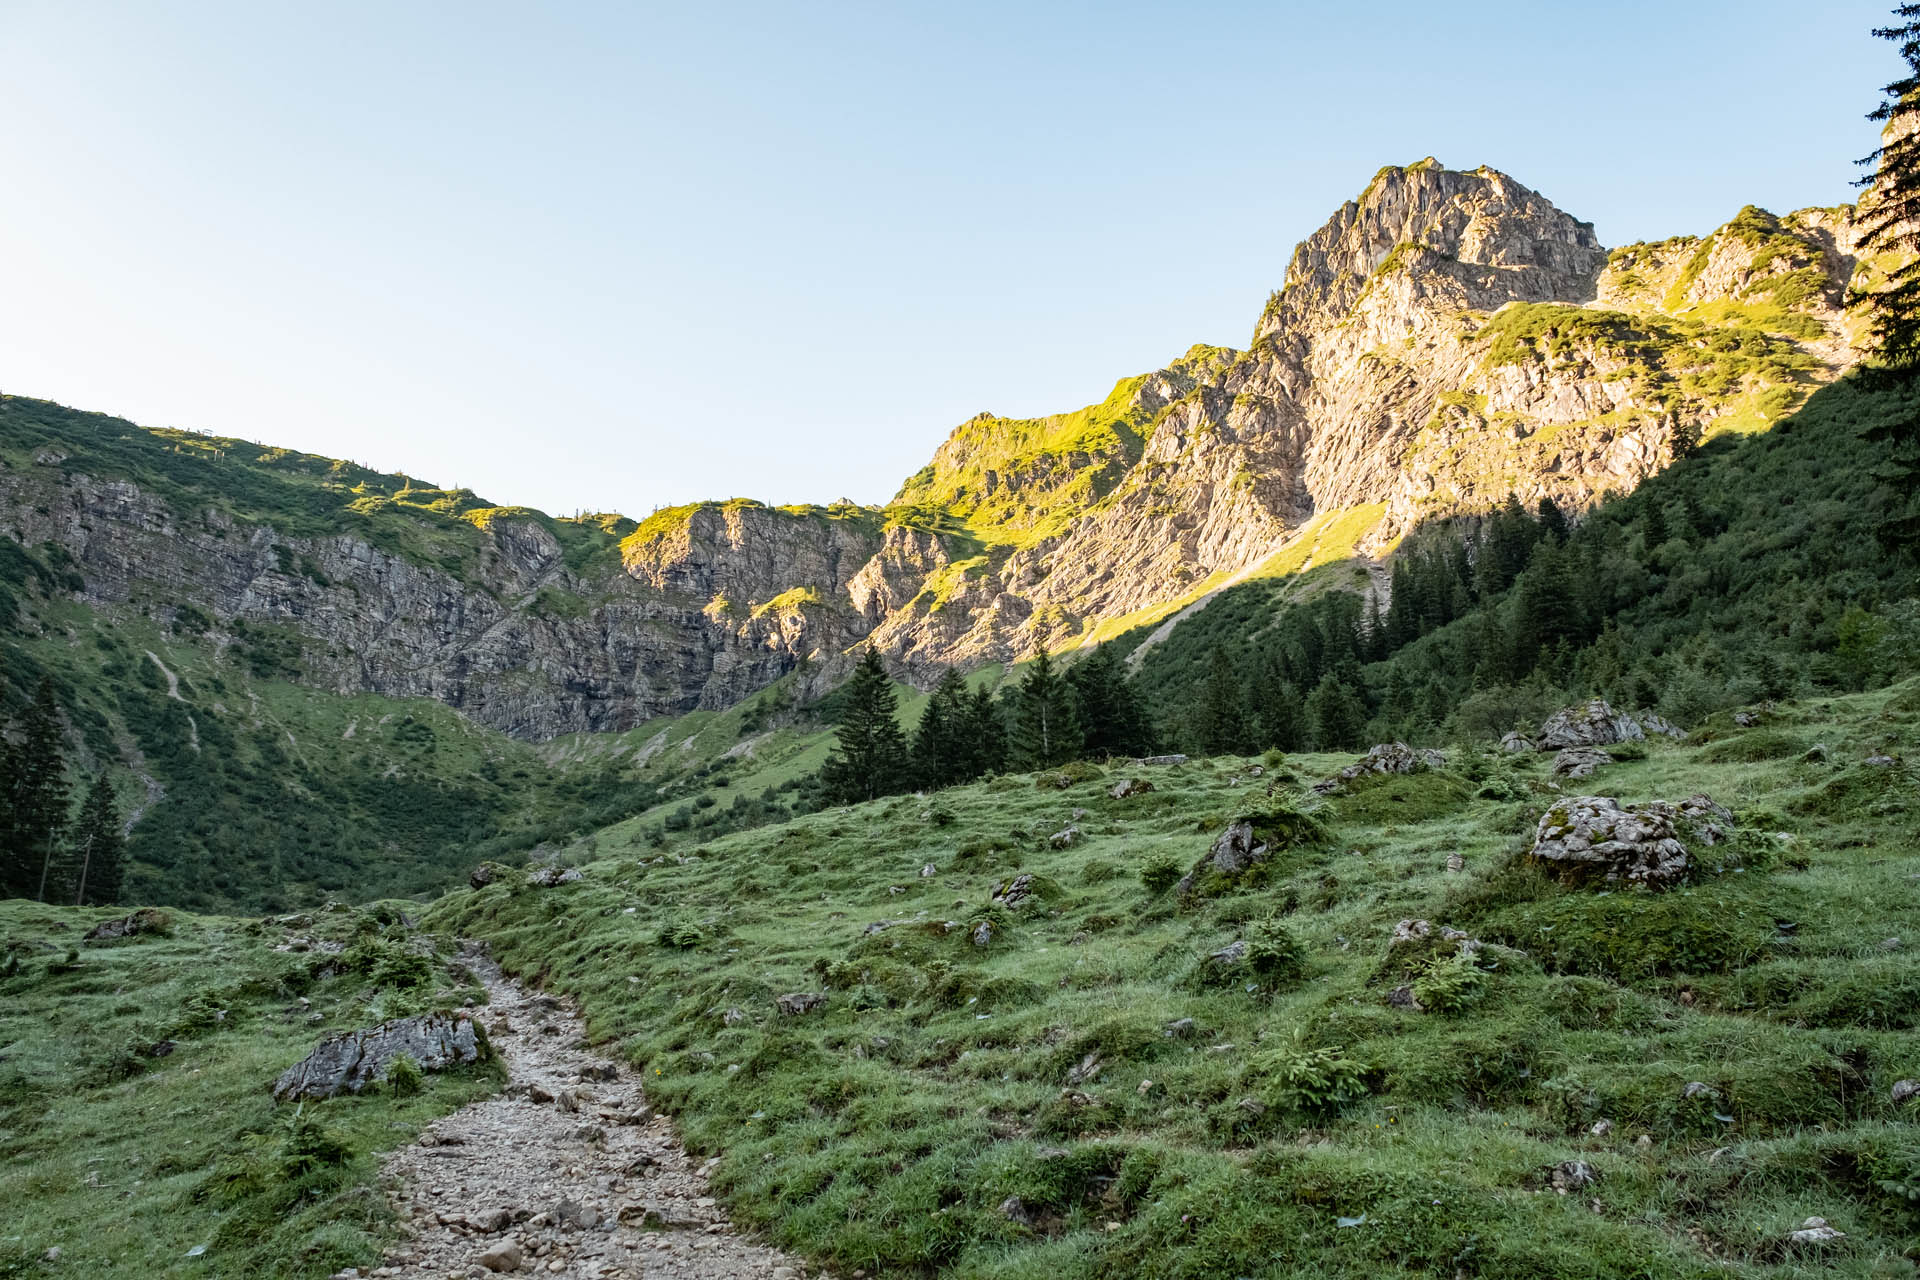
left=1536, top=699, right=1679, bottom=750
left=1048, top=826, right=1083, bottom=850
left=1785, top=1217, right=1845, bottom=1246
left=273, top=1011, right=488, bottom=1101
left=1131, top=754, right=1188, bottom=766
left=971, top=921, right=994, bottom=947
left=1550, top=1160, right=1597, bottom=1192
left=1500, top=732, right=1535, bottom=753
left=83, top=908, right=172, bottom=942
left=468, top=863, right=498, bottom=890
left=1552, top=746, right=1612, bottom=779
left=1311, top=742, right=1446, bottom=795
left=476, top=1241, right=524, bottom=1272
left=1529, top=795, right=1729, bottom=888
left=993, top=874, right=1037, bottom=907
left=526, top=865, right=583, bottom=888
left=1110, top=777, right=1154, bottom=799
left=1892, top=1079, right=1919, bottom=1106
left=1205, top=821, right=1266, bottom=875
left=775, top=992, right=826, bottom=1016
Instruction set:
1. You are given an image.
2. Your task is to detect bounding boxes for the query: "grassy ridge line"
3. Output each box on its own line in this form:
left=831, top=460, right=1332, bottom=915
left=0, top=900, right=501, bottom=1278
left=428, top=683, right=1920, bottom=1278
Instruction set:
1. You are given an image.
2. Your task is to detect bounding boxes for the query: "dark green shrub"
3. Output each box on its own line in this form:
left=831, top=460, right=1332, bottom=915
left=1139, top=855, right=1183, bottom=895
left=1480, top=887, right=1770, bottom=980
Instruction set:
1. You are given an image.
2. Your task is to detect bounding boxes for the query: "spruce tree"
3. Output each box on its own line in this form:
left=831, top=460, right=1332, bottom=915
left=1854, top=7, right=1920, bottom=555
left=1306, top=673, right=1367, bottom=751
left=2, top=679, right=69, bottom=901
left=1011, top=647, right=1080, bottom=769
left=818, top=650, right=912, bottom=804
left=1537, top=495, right=1570, bottom=541
left=911, top=670, right=972, bottom=789
left=1195, top=645, right=1249, bottom=756
left=963, top=686, right=1008, bottom=777
left=1257, top=664, right=1306, bottom=752
left=1069, top=646, right=1154, bottom=758
left=71, top=775, right=125, bottom=906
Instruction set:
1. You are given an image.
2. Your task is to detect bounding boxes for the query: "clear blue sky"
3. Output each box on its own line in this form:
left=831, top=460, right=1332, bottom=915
left=0, top=1, right=1897, bottom=518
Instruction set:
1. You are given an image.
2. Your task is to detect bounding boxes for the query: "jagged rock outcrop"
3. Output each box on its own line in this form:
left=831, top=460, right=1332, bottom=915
left=272, top=1011, right=489, bottom=1101
left=0, top=162, right=1880, bottom=735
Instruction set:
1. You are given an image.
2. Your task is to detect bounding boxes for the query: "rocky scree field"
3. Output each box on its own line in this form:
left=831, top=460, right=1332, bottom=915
left=428, top=680, right=1920, bottom=1279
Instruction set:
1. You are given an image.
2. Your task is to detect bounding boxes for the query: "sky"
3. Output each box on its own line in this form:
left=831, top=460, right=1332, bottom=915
left=0, top=1, right=1900, bottom=518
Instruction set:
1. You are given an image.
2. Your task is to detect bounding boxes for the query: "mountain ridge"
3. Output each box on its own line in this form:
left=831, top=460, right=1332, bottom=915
left=0, top=160, right=1880, bottom=743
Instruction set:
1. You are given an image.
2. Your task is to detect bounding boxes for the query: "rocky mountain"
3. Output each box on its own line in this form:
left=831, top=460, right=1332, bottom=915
left=0, top=160, right=1876, bottom=739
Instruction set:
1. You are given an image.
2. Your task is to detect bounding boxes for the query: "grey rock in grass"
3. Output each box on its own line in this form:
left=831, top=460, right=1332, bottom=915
left=1892, top=1079, right=1919, bottom=1105
left=1109, top=777, right=1156, bottom=799
left=1501, top=732, right=1536, bottom=753
left=993, top=874, right=1037, bottom=907
left=775, top=992, right=826, bottom=1016
left=1551, top=746, right=1612, bottom=779
left=1537, top=699, right=1676, bottom=751
left=1531, top=795, right=1721, bottom=888
left=920, top=863, right=937, bottom=877
left=1163, top=1017, right=1197, bottom=1038
left=1206, top=821, right=1267, bottom=875
left=971, top=921, right=994, bottom=947
left=1786, top=1217, right=1845, bottom=1245
left=1207, top=940, right=1249, bottom=969
left=1550, top=1160, right=1597, bottom=1191
left=1866, top=754, right=1897, bottom=767
left=273, top=1011, right=487, bottom=1101
left=1311, top=742, right=1446, bottom=795
left=1131, top=754, right=1189, bottom=766
left=83, top=907, right=171, bottom=942
left=526, top=865, right=583, bottom=888
left=1049, top=826, right=1083, bottom=850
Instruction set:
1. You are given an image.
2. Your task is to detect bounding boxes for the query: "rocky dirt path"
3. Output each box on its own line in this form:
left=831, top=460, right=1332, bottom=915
left=358, top=948, right=814, bottom=1280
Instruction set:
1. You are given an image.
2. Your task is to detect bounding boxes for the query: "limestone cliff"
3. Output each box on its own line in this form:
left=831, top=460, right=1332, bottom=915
left=0, top=161, right=1878, bottom=737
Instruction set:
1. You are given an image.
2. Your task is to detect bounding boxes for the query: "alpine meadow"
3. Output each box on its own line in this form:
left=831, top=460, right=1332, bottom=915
left=3, top=7, right=1920, bottom=1280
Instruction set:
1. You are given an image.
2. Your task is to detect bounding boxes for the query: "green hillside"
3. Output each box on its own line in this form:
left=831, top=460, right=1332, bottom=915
left=427, top=681, right=1920, bottom=1279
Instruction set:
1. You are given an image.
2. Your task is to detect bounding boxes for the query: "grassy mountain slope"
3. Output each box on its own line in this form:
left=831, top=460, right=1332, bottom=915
left=427, top=682, right=1920, bottom=1279
left=0, top=899, right=499, bottom=1277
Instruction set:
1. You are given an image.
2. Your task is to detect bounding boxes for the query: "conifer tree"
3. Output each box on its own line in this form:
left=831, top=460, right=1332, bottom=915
left=1642, top=495, right=1669, bottom=551
left=71, top=775, right=124, bottom=906
left=963, top=685, right=1008, bottom=777
left=911, top=670, right=976, bottom=790
left=1011, top=647, right=1080, bottom=769
left=1256, top=661, right=1306, bottom=751
left=1195, top=645, right=1249, bottom=755
left=1854, top=7, right=1920, bottom=555
left=2, top=679, right=69, bottom=901
left=1068, top=646, right=1154, bottom=758
left=1537, top=495, right=1570, bottom=542
left=818, top=650, right=912, bottom=804
left=1305, top=673, right=1367, bottom=751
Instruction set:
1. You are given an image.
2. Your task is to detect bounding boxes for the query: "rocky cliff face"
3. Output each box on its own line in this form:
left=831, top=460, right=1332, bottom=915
left=0, top=161, right=1876, bottom=737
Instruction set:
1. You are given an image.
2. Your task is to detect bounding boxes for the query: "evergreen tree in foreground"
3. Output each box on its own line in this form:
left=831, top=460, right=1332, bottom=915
left=71, top=775, right=125, bottom=906
left=1306, top=672, right=1367, bottom=751
left=1854, top=5, right=1920, bottom=556
left=2, top=678, right=69, bottom=901
left=1011, top=647, right=1081, bottom=769
left=819, top=650, right=912, bottom=804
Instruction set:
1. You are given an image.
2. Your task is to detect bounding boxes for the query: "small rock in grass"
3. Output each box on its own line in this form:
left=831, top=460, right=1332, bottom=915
left=776, top=992, right=827, bottom=1016
left=1589, top=1119, right=1613, bottom=1138
left=1892, top=1079, right=1919, bottom=1106
left=1551, top=1160, right=1597, bottom=1192
left=1786, top=1216, right=1845, bottom=1245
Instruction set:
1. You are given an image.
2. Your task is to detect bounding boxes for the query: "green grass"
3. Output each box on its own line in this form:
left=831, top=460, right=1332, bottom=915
left=423, top=680, right=1920, bottom=1279
left=0, top=899, right=501, bottom=1278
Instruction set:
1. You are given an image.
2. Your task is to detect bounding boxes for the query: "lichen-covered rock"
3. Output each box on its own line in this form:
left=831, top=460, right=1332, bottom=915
left=1110, top=777, right=1154, bottom=799
left=1537, top=700, right=1647, bottom=750
left=775, top=992, right=826, bottom=1016
left=1530, top=795, right=1699, bottom=887
left=1552, top=746, right=1612, bottom=779
left=273, top=1011, right=487, bottom=1101
left=1048, top=826, right=1082, bottom=850
left=1204, top=821, right=1267, bottom=875
left=527, top=866, right=583, bottom=888
left=83, top=908, right=171, bottom=942
left=993, top=874, right=1037, bottom=907
left=1311, top=742, right=1446, bottom=795
left=1500, top=732, right=1535, bottom=753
